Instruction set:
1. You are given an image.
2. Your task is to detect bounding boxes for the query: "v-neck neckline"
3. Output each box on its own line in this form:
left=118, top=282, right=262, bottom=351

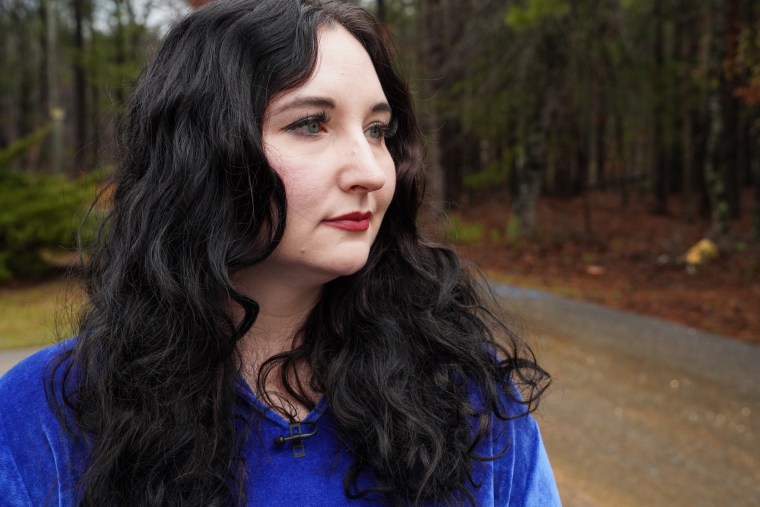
left=236, top=377, right=328, bottom=429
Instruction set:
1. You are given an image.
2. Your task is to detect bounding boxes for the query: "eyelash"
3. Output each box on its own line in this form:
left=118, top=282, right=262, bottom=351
left=285, top=111, right=331, bottom=134
left=284, top=111, right=398, bottom=140
left=372, top=117, right=398, bottom=140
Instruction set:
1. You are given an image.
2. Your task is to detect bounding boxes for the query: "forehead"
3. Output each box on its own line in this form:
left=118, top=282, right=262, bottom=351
left=267, top=25, right=387, bottom=111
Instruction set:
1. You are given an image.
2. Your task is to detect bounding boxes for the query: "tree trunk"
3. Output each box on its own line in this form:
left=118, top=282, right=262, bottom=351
left=705, top=0, right=730, bottom=238
left=45, top=0, right=62, bottom=173
left=35, top=0, right=49, bottom=171
left=755, top=144, right=760, bottom=242
left=722, top=0, right=741, bottom=219
left=72, top=0, right=87, bottom=174
left=17, top=19, right=34, bottom=139
left=418, top=0, right=445, bottom=220
left=113, top=0, right=127, bottom=105
left=579, top=132, right=593, bottom=237
left=87, top=7, right=100, bottom=170
left=754, top=133, right=760, bottom=241
left=679, top=0, right=696, bottom=222
left=613, top=109, right=629, bottom=209
left=0, top=22, right=8, bottom=147
left=510, top=158, right=542, bottom=239
left=653, top=0, right=669, bottom=215
left=594, top=101, right=607, bottom=191
left=509, top=113, right=543, bottom=238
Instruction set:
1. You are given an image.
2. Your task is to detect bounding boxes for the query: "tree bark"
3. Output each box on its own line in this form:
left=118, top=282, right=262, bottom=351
left=652, top=0, right=669, bottom=215
left=679, top=0, right=695, bottom=221
left=45, top=0, right=62, bottom=173
left=0, top=21, right=8, bottom=147
left=27, top=0, right=49, bottom=171
left=418, top=0, right=445, bottom=220
left=722, top=0, right=741, bottom=219
left=614, top=109, right=629, bottom=209
left=88, top=12, right=100, bottom=170
left=72, top=0, right=88, bottom=173
left=510, top=112, right=543, bottom=238
left=705, top=0, right=730, bottom=238
left=17, top=17, right=34, bottom=139
left=594, top=99, right=607, bottom=191
left=755, top=142, right=760, bottom=241
left=113, top=0, right=127, bottom=105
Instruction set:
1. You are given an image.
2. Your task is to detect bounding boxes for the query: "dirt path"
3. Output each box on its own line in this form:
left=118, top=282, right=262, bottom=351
left=495, top=285, right=760, bottom=506
left=2, top=286, right=758, bottom=506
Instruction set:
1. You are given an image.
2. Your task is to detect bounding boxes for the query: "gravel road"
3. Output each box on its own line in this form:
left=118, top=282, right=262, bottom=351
left=495, top=285, right=760, bottom=507
left=2, top=285, right=758, bottom=506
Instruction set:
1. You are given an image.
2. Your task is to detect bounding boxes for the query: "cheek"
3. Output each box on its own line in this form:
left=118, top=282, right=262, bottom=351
left=381, top=160, right=397, bottom=211
left=273, top=161, right=324, bottom=213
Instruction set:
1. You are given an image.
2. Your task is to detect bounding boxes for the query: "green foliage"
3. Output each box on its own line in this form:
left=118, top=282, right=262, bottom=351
left=85, top=25, right=158, bottom=110
left=505, top=0, right=571, bottom=29
left=507, top=215, right=523, bottom=242
left=0, top=170, right=102, bottom=283
left=464, top=154, right=512, bottom=190
left=445, top=214, right=485, bottom=245
left=0, top=124, right=52, bottom=170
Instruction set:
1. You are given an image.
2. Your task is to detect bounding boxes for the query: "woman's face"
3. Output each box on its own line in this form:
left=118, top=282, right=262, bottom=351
left=260, top=25, right=396, bottom=286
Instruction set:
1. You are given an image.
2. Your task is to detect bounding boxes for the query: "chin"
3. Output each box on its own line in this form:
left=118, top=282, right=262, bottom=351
left=328, top=257, right=370, bottom=278
left=318, top=249, right=371, bottom=280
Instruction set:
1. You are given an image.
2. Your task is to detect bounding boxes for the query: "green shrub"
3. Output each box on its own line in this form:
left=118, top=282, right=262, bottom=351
left=445, top=214, right=485, bottom=245
left=0, top=124, right=52, bottom=171
left=0, top=170, right=102, bottom=283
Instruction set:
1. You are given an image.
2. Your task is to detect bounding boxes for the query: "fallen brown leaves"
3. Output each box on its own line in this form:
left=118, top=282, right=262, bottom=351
left=452, top=190, right=760, bottom=345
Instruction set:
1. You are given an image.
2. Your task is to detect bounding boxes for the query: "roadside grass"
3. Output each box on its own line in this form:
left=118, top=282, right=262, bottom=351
left=482, top=269, right=621, bottom=301
left=0, top=278, right=84, bottom=350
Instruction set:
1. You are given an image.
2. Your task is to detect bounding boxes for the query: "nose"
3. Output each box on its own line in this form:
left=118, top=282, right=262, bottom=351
left=338, top=134, right=388, bottom=193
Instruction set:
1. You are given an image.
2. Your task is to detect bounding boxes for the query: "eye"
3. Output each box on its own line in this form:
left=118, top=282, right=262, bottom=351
left=367, top=123, right=385, bottom=139
left=366, top=118, right=397, bottom=141
left=285, top=112, right=330, bottom=136
left=301, top=119, right=321, bottom=135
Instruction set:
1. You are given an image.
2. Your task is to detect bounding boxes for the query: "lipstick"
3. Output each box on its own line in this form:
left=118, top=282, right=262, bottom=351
left=323, top=211, right=372, bottom=231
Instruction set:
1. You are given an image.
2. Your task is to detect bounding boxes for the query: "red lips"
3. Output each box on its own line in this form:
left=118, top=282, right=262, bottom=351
left=323, top=211, right=372, bottom=231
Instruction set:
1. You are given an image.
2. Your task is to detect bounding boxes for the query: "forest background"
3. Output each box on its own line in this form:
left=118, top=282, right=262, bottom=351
left=0, top=0, right=758, bottom=345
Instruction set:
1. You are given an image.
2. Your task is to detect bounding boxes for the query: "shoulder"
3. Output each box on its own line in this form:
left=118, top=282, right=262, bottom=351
left=500, top=409, right=562, bottom=506
left=0, top=340, right=73, bottom=414
left=0, top=340, right=84, bottom=506
left=469, top=384, right=562, bottom=506
left=0, top=341, right=72, bottom=416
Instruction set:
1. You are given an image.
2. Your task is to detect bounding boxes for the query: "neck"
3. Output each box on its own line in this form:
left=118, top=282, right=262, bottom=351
left=230, top=264, right=324, bottom=418
left=233, top=264, right=322, bottom=357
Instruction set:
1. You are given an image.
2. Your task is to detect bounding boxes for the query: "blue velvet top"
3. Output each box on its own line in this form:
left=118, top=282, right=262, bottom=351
left=0, top=342, right=561, bottom=506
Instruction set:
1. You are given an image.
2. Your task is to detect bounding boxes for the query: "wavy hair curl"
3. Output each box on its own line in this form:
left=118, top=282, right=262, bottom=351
left=50, top=1, right=550, bottom=505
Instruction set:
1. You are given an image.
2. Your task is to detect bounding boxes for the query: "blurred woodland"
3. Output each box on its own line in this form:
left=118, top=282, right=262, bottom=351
left=0, top=0, right=759, bottom=339
left=382, top=0, right=760, bottom=240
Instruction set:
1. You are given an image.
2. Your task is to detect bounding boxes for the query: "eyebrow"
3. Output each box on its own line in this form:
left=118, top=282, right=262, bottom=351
left=271, top=96, right=391, bottom=116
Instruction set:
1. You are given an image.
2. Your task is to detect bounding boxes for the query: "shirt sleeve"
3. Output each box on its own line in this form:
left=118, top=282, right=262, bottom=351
left=487, top=390, right=562, bottom=506
left=512, top=414, right=562, bottom=506
left=0, top=422, right=34, bottom=507
left=0, top=342, right=82, bottom=507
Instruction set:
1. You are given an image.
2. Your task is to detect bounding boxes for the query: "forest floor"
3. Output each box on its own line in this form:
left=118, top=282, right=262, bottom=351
left=451, top=189, right=760, bottom=345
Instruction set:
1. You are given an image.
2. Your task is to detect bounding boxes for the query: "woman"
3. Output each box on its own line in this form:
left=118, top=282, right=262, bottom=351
left=0, top=0, right=560, bottom=505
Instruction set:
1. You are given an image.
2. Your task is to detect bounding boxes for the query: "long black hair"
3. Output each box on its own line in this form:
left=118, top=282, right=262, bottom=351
left=50, top=1, right=549, bottom=505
